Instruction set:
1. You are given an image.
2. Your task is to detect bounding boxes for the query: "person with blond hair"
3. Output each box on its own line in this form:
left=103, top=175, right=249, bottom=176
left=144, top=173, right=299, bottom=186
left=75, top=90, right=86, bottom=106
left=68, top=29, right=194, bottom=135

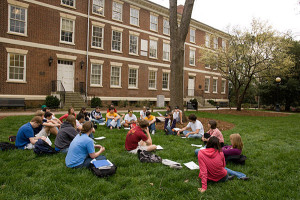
left=222, top=134, right=244, bottom=157
left=66, top=121, right=106, bottom=168
left=55, top=115, right=78, bottom=153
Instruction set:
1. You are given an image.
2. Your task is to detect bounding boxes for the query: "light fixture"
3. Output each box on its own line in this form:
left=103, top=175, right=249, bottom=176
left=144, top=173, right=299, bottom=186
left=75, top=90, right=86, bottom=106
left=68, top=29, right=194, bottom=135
left=275, top=77, right=281, bottom=83
left=48, top=56, right=53, bottom=66
left=80, top=61, right=84, bottom=69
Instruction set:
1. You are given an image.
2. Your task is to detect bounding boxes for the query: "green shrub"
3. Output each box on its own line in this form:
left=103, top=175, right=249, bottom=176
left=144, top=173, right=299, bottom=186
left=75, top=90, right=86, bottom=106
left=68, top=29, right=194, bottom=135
left=45, top=95, right=60, bottom=108
left=207, top=99, right=217, bottom=106
left=91, top=97, right=102, bottom=108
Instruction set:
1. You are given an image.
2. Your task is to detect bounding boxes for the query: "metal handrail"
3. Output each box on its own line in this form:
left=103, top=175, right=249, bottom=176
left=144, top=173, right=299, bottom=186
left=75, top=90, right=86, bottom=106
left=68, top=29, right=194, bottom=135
left=51, top=80, right=66, bottom=107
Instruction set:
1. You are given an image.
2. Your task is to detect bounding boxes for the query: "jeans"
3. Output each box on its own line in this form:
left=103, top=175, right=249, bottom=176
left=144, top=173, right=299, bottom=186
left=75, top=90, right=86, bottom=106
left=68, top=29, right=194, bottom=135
left=75, top=155, right=107, bottom=168
left=91, top=118, right=105, bottom=124
left=107, top=119, right=121, bottom=128
left=225, top=167, right=246, bottom=179
left=165, top=126, right=174, bottom=135
left=183, top=130, right=202, bottom=138
left=148, top=123, right=156, bottom=132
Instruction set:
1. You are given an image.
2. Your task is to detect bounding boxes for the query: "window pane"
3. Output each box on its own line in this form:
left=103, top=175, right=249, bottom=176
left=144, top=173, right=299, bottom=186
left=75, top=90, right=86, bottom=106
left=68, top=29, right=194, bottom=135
left=93, top=0, right=104, bottom=15
left=8, top=53, right=25, bottom=81
left=112, top=31, right=121, bottom=51
left=129, top=35, right=138, bottom=54
left=129, top=68, right=137, bottom=87
left=9, top=6, right=26, bottom=34
left=112, top=2, right=122, bottom=21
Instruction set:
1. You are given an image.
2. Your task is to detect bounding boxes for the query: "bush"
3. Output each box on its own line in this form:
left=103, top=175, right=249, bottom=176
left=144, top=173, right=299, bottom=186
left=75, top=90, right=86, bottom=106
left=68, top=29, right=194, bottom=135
left=91, top=97, right=102, bottom=108
left=45, top=95, right=60, bottom=108
left=207, top=99, right=217, bottom=106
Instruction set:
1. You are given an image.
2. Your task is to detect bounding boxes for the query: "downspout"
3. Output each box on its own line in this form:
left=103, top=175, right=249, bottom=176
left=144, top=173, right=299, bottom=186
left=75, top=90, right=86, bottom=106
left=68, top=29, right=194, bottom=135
left=85, top=0, right=90, bottom=102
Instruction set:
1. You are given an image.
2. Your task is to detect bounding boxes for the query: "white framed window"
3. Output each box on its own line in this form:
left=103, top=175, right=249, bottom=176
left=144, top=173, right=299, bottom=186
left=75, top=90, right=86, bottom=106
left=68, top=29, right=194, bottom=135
left=222, top=40, right=226, bottom=50
left=92, top=25, right=104, bottom=49
left=189, top=49, right=195, bottom=66
left=129, top=34, right=138, bottom=55
left=112, top=1, right=123, bottom=21
left=61, top=0, right=75, bottom=8
left=205, top=77, right=210, bottom=93
left=205, top=64, right=210, bottom=69
left=110, top=65, right=121, bottom=87
left=214, top=37, right=218, bottom=49
left=213, top=78, right=218, bottom=93
left=8, top=4, right=28, bottom=36
left=90, top=63, right=103, bottom=86
left=163, top=18, right=170, bottom=35
left=148, top=70, right=157, bottom=89
left=150, top=13, right=158, bottom=32
left=149, top=39, right=157, bottom=59
left=111, top=29, right=122, bottom=52
left=60, top=17, right=75, bottom=44
left=205, top=34, right=210, bottom=48
left=7, top=53, right=26, bottom=82
left=162, top=72, right=170, bottom=90
left=190, top=28, right=195, bottom=43
left=130, top=7, right=139, bottom=26
left=92, top=0, right=105, bottom=16
left=128, top=67, right=138, bottom=88
left=163, top=42, right=170, bottom=61
left=221, top=79, right=226, bottom=94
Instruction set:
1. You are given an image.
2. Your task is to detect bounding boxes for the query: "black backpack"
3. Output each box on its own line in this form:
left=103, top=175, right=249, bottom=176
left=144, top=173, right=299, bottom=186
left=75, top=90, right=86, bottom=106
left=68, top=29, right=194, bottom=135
left=0, top=142, right=16, bottom=151
left=33, top=139, right=57, bottom=155
left=225, top=154, right=247, bottom=165
left=90, top=163, right=117, bottom=178
left=137, top=149, right=162, bottom=163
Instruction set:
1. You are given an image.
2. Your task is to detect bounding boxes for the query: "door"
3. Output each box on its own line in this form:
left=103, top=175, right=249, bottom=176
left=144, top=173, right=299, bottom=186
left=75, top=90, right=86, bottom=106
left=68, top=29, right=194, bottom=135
left=57, top=60, right=74, bottom=92
left=188, top=76, right=195, bottom=96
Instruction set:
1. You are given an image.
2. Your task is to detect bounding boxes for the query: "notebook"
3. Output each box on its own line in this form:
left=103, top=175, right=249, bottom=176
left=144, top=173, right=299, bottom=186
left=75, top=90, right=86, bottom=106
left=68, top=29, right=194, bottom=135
left=92, top=159, right=113, bottom=169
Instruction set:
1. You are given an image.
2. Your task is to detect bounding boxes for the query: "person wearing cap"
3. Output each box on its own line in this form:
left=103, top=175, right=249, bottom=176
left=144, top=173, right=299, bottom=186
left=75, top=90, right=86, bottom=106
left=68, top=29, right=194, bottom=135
left=123, top=109, right=137, bottom=128
left=173, top=106, right=183, bottom=124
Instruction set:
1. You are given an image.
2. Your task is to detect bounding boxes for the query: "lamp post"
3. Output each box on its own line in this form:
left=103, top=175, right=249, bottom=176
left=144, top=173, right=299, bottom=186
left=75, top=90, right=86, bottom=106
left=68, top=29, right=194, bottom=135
left=275, top=77, right=281, bottom=112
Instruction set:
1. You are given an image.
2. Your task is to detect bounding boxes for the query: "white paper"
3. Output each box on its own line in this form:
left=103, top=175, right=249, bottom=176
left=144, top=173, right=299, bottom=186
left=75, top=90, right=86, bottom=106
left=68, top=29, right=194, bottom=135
left=191, top=144, right=203, bottom=148
left=45, top=137, right=52, bottom=146
left=124, top=127, right=130, bottom=130
left=184, top=161, right=199, bottom=170
left=109, top=120, right=117, bottom=127
left=157, top=112, right=163, bottom=116
left=156, top=145, right=163, bottom=150
left=94, top=136, right=106, bottom=140
left=173, top=128, right=180, bottom=131
left=181, top=137, right=187, bottom=139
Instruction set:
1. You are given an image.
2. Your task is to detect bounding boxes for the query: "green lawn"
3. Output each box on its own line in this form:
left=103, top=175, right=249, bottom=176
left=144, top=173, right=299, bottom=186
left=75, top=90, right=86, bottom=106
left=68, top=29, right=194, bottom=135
left=0, top=112, right=299, bottom=200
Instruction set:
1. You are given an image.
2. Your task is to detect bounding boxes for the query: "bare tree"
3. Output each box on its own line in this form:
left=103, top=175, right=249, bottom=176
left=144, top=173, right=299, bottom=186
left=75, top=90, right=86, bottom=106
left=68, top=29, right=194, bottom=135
left=169, top=0, right=195, bottom=118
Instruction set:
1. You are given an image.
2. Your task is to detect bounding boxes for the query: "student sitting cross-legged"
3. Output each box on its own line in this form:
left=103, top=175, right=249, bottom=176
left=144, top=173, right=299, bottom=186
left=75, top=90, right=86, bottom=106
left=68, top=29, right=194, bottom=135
left=15, top=116, right=47, bottom=150
left=222, top=134, right=243, bottom=157
left=65, top=121, right=106, bottom=168
left=59, top=107, right=76, bottom=123
left=164, top=112, right=177, bottom=135
left=123, top=109, right=138, bottom=128
left=125, top=120, right=157, bottom=154
left=144, top=111, right=156, bottom=135
left=54, top=115, right=78, bottom=153
left=177, top=114, right=204, bottom=138
left=90, top=106, right=105, bottom=124
left=202, top=120, right=224, bottom=147
left=106, top=107, right=121, bottom=129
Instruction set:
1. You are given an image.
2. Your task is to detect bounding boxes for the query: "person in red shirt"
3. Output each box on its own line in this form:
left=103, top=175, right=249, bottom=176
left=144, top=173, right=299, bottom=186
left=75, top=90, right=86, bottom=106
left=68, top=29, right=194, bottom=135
left=59, top=107, right=76, bottom=122
left=106, top=104, right=117, bottom=113
left=125, top=120, right=157, bottom=154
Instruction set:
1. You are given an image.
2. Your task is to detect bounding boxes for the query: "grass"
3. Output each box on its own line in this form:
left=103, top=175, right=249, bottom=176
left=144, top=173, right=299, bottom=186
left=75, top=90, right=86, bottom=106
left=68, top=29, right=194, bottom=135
left=0, top=112, right=299, bottom=199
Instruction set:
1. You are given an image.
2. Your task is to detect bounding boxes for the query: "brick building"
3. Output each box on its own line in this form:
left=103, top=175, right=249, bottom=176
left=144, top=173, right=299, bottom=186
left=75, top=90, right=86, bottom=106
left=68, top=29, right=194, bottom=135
left=0, top=0, right=229, bottom=108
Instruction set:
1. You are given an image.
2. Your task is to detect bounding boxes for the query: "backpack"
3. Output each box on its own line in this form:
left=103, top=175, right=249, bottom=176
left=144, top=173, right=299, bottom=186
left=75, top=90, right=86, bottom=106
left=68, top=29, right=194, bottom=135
left=0, top=142, right=16, bottom=151
left=225, top=154, right=247, bottom=165
left=90, top=163, right=117, bottom=178
left=137, top=149, right=162, bottom=163
left=33, top=139, right=57, bottom=155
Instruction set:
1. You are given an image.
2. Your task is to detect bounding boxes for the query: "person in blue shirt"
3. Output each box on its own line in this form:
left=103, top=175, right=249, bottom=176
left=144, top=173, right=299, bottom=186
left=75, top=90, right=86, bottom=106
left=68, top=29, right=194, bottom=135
left=15, top=116, right=46, bottom=149
left=65, top=121, right=106, bottom=168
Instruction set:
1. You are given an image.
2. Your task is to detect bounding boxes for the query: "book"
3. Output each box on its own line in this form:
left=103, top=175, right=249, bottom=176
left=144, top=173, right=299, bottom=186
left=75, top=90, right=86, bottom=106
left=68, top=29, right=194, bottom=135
left=92, top=159, right=113, bottom=169
left=191, top=144, right=203, bottom=148
left=156, top=145, right=163, bottom=150
left=184, top=161, right=199, bottom=170
left=94, top=136, right=106, bottom=140
left=109, top=120, right=117, bottom=127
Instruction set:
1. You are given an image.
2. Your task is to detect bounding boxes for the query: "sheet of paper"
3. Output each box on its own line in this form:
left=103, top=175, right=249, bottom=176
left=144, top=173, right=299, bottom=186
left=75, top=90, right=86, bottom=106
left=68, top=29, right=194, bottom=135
left=45, top=137, right=52, bottom=146
left=184, top=161, right=199, bottom=170
left=191, top=144, right=203, bottom=148
left=156, top=145, right=163, bottom=150
left=157, top=112, right=163, bottom=116
left=181, top=137, right=187, bottom=139
left=94, top=136, right=106, bottom=140
left=173, top=128, right=180, bottom=131
left=124, top=127, right=130, bottom=130
left=110, top=120, right=117, bottom=127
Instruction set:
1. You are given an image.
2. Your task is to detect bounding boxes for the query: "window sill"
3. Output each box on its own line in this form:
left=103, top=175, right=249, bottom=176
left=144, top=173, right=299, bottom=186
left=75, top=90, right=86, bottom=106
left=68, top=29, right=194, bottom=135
left=148, top=88, right=157, bottom=91
left=130, top=23, right=140, bottom=27
left=213, top=92, right=218, bottom=94
left=163, top=33, right=170, bottom=36
left=112, top=18, right=123, bottom=23
left=128, top=87, right=139, bottom=90
left=150, top=29, right=158, bottom=33
left=6, top=80, right=27, bottom=84
left=204, top=91, right=210, bottom=93
left=110, top=86, right=122, bottom=89
left=7, top=32, right=28, bottom=37
left=129, top=53, right=139, bottom=56
left=90, top=85, right=103, bottom=88
left=163, top=59, right=170, bottom=62
left=149, top=56, right=158, bottom=60
left=162, top=89, right=170, bottom=91
left=92, top=12, right=105, bottom=18
left=91, top=46, right=104, bottom=50
left=189, top=64, right=196, bottom=67
left=111, top=50, right=123, bottom=54
left=60, top=4, right=76, bottom=9
left=221, top=92, right=226, bottom=94
left=60, top=41, right=75, bottom=46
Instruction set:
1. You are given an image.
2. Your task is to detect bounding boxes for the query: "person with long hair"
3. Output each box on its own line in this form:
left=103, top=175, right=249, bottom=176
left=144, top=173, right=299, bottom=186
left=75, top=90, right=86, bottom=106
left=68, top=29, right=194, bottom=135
left=55, top=115, right=78, bottom=153
left=59, top=107, right=76, bottom=122
left=198, top=137, right=249, bottom=193
left=164, top=112, right=176, bottom=135
left=65, top=121, right=106, bottom=168
left=222, top=134, right=243, bottom=156
left=202, top=120, right=224, bottom=146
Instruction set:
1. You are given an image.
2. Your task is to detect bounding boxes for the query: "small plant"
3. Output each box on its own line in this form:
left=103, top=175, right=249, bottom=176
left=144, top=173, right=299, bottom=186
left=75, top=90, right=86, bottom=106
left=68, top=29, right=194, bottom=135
left=91, top=97, right=102, bottom=108
left=45, top=95, right=60, bottom=108
left=207, top=99, right=217, bottom=106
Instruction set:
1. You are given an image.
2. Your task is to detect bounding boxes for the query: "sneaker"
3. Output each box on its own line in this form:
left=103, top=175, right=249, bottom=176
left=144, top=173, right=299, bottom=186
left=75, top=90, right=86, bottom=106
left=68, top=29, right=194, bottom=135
left=151, top=130, right=155, bottom=135
left=228, top=175, right=235, bottom=180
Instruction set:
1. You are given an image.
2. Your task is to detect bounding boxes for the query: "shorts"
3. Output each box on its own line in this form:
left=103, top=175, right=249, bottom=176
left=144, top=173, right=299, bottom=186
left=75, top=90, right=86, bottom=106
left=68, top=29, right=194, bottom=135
left=128, top=143, right=148, bottom=154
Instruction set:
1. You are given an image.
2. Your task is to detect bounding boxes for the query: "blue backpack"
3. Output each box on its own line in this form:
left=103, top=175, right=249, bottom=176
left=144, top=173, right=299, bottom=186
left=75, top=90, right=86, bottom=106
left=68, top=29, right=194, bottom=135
left=33, top=139, right=57, bottom=155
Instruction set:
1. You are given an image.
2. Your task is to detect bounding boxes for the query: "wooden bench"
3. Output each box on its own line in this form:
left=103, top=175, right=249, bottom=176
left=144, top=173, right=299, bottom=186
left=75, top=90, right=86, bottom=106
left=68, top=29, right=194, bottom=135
left=0, top=98, right=26, bottom=110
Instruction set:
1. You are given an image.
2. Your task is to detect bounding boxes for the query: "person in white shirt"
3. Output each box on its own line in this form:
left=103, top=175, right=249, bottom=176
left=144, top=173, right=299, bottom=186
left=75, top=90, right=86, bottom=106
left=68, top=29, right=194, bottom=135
left=140, top=106, right=148, bottom=120
left=124, top=109, right=137, bottom=128
left=173, top=106, right=183, bottom=124
left=177, top=114, right=204, bottom=138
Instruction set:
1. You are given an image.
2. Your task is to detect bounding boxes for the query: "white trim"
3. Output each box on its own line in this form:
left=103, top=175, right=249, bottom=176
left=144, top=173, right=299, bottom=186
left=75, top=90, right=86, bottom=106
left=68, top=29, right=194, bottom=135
left=113, top=0, right=124, bottom=4
left=129, top=34, right=139, bottom=55
left=110, top=62, right=122, bottom=66
left=7, top=53, right=26, bottom=83
left=111, top=29, right=122, bottom=53
left=189, top=49, right=195, bottom=66
left=129, top=6, right=139, bottom=27
left=8, top=4, right=28, bottom=36
left=204, top=77, right=210, bottom=93
left=60, top=17, right=75, bottom=45
left=110, top=65, right=122, bottom=88
left=163, top=39, right=170, bottom=44
left=148, top=67, right=158, bottom=71
left=129, top=31, right=140, bottom=36
left=56, top=54, right=77, bottom=60
left=150, top=13, right=158, bottom=32
left=6, top=48, right=28, bottom=54
left=90, top=63, right=103, bottom=87
left=92, top=0, right=105, bottom=17
left=128, top=67, right=138, bottom=89
left=91, top=25, right=104, bottom=49
left=212, top=78, right=218, bottom=93
left=7, top=0, right=29, bottom=8
left=60, top=0, right=76, bottom=9
left=204, top=98, right=229, bottom=103
left=189, top=47, right=196, bottom=50
left=111, top=26, right=123, bottom=32
left=0, top=94, right=46, bottom=100
left=128, top=64, right=139, bottom=69
left=221, top=79, right=226, bottom=94
left=188, top=73, right=196, bottom=77
left=87, top=96, right=170, bottom=101
left=91, top=21, right=105, bottom=27
left=90, top=59, right=104, bottom=64
left=162, top=69, right=170, bottom=73
left=60, top=12, right=76, bottom=20
left=162, top=71, right=169, bottom=90
left=149, top=36, right=158, bottom=41
left=148, top=69, right=157, bottom=90
left=112, top=1, right=123, bottom=22
left=149, top=39, right=157, bottom=59
left=213, top=77, right=219, bottom=79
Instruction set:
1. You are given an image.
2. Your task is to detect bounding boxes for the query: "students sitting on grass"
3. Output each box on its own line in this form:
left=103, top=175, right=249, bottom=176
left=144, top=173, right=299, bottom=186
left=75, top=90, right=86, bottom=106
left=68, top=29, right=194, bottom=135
left=106, top=103, right=117, bottom=113
left=91, top=106, right=105, bottom=124
left=79, top=107, right=90, bottom=121
left=202, top=120, right=224, bottom=147
left=76, top=113, right=85, bottom=131
left=59, top=107, right=76, bottom=122
left=106, top=107, right=121, bottom=129
left=144, top=111, right=156, bottom=135
left=125, top=120, right=157, bottom=154
left=65, top=121, right=106, bottom=168
left=197, top=136, right=249, bottom=193
left=164, top=112, right=176, bottom=135
left=42, top=107, right=62, bottom=125
left=54, top=115, right=78, bottom=153
left=15, top=116, right=47, bottom=149
left=123, top=109, right=137, bottom=128
left=177, top=114, right=204, bottom=138
left=173, top=106, right=183, bottom=124
left=222, top=134, right=243, bottom=157
left=34, top=111, right=61, bottom=137
left=140, top=106, right=147, bottom=120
